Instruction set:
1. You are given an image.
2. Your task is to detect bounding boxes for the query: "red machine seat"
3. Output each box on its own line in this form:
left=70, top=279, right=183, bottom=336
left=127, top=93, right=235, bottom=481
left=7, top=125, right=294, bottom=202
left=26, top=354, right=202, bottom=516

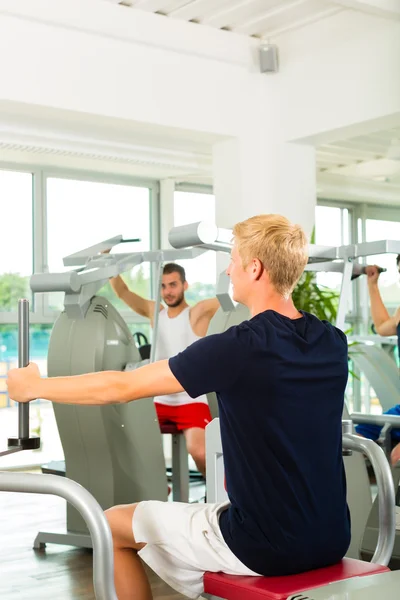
left=204, top=558, right=390, bottom=600
left=160, top=424, right=181, bottom=435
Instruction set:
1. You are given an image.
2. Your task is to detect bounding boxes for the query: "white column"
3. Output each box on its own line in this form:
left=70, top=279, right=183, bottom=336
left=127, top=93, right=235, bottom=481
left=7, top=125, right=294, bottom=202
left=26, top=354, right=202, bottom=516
left=213, top=133, right=316, bottom=236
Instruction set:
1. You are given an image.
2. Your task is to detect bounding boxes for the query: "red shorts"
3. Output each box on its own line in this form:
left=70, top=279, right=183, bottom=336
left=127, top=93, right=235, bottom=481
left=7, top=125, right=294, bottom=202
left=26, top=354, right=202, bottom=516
left=155, top=402, right=212, bottom=431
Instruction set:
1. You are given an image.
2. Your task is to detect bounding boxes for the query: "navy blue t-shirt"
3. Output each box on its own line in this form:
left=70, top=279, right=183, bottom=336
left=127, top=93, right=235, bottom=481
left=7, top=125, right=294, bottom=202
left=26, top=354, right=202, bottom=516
left=169, top=310, right=350, bottom=576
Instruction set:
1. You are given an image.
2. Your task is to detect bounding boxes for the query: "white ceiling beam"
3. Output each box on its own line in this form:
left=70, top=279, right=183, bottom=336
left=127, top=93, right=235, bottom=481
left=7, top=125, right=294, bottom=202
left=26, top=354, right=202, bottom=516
left=326, top=141, right=387, bottom=155
left=367, top=130, right=400, bottom=144
left=170, top=0, right=237, bottom=21
left=133, top=0, right=172, bottom=12
left=200, top=0, right=282, bottom=29
left=233, top=0, right=310, bottom=34
left=258, top=5, right=342, bottom=37
left=156, top=0, right=195, bottom=14
left=328, top=0, right=400, bottom=20
left=316, top=154, right=362, bottom=166
left=318, top=145, right=385, bottom=160
left=317, top=172, right=400, bottom=204
left=331, top=138, right=390, bottom=152
left=328, top=158, right=400, bottom=179
left=233, top=0, right=337, bottom=36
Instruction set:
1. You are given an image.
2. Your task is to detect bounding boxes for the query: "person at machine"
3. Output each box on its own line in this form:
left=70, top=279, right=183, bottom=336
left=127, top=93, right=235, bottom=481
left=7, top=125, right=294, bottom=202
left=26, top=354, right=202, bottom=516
left=355, top=258, right=400, bottom=465
left=7, top=214, right=350, bottom=600
left=109, top=261, right=220, bottom=477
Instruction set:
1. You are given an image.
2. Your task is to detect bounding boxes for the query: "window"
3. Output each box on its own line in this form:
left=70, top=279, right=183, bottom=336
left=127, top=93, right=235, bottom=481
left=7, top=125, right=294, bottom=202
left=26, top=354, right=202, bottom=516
left=316, top=201, right=400, bottom=414
left=173, top=190, right=216, bottom=304
left=364, top=218, right=400, bottom=311
left=46, top=177, right=152, bottom=314
left=0, top=170, right=33, bottom=311
left=0, top=167, right=158, bottom=469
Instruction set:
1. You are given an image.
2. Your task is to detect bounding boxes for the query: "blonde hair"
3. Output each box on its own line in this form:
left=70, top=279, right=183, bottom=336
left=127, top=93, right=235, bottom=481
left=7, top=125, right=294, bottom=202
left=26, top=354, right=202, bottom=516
left=233, top=214, right=308, bottom=297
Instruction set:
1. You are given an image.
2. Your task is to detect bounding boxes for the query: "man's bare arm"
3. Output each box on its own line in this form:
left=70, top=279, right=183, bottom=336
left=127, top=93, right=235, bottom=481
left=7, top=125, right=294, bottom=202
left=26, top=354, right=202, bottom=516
left=374, top=306, right=400, bottom=336
left=193, top=298, right=220, bottom=320
left=366, top=266, right=399, bottom=336
left=7, top=360, right=183, bottom=406
left=190, top=298, right=221, bottom=336
left=109, top=275, right=155, bottom=318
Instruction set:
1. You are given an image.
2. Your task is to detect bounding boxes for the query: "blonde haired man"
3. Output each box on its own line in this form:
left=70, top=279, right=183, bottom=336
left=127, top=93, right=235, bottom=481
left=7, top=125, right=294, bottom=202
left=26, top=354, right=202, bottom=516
left=8, top=214, right=350, bottom=600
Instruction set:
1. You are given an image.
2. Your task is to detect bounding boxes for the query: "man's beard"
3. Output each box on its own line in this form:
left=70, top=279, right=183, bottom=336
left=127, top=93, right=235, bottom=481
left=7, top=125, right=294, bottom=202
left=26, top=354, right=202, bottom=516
left=165, top=292, right=185, bottom=308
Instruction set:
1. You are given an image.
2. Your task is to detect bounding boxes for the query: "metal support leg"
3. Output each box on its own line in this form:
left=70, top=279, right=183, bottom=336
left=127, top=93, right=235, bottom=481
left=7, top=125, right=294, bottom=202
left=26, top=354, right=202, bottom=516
left=171, top=433, right=189, bottom=502
left=0, top=472, right=117, bottom=600
left=34, top=531, right=93, bottom=549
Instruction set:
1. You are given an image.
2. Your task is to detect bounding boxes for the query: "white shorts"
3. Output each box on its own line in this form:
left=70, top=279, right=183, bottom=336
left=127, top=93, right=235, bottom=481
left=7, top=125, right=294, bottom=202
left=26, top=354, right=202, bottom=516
left=133, top=500, right=260, bottom=599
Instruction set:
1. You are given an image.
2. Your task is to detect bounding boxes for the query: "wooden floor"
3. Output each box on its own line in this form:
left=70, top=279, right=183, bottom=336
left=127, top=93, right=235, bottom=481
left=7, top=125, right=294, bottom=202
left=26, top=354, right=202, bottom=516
left=0, top=490, right=190, bottom=600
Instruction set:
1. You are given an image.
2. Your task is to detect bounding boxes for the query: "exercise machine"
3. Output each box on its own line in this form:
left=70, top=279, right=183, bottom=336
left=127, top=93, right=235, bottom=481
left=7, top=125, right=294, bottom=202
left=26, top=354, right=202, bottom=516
left=0, top=300, right=117, bottom=600
left=30, top=238, right=210, bottom=545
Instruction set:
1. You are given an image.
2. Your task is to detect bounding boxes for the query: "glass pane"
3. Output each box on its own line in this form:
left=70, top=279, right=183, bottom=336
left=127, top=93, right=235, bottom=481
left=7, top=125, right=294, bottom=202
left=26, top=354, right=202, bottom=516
left=0, top=170, right=33, bottom=311
left=46, top=178, right=151, bottom=313
left=174, top=191, right=216, bottom=303
left=365, top=219, right=400, bottom=311
left=0, top=324, right=63, bottom=469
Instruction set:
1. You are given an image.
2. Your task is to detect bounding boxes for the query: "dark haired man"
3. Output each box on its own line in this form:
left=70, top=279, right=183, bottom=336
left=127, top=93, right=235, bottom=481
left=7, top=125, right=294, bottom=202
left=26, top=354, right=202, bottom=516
left=355, top=255, right=400, bottom=464
left=109, top=263, right=220, bottom=475
left=365, top=255, right=400, bottom=359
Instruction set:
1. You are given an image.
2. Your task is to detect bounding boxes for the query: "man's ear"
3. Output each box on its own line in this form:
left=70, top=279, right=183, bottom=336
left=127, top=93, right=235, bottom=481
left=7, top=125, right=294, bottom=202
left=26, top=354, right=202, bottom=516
left=252, top=258, right=264, bottom=281
left=184, top=281, right=189, bottom=291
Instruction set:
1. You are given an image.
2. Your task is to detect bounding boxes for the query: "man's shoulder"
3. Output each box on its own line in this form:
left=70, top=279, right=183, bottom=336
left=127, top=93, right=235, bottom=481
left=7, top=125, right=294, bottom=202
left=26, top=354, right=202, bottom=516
left=302, top=312, right=347, bottom=343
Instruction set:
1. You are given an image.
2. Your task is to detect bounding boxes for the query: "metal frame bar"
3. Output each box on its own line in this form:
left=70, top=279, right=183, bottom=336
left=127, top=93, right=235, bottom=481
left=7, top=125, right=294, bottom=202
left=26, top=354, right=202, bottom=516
left=343, top=433, right=395, bottom=566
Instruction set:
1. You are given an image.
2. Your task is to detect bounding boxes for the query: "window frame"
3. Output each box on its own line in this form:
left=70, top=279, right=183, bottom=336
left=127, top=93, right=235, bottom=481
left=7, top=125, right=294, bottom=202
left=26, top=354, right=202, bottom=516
left=0, top=162, right=159, bottom=326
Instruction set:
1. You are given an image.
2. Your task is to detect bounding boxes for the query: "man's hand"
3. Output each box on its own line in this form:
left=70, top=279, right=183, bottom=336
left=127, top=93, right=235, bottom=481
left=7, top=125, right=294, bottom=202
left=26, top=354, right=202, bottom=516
left=6, top=363, right=41, bottom=403
left=365, top=265, right=381, bottom=285
left=391, top=443, right=400, bottom=467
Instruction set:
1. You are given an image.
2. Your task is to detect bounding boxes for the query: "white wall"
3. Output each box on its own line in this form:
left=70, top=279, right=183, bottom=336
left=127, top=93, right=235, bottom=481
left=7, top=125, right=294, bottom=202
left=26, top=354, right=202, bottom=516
left=0, top=0, right=262, bottom=137
left=0, top=0, right=399, bottom=234
left=269, top=10, right=400, bottom=144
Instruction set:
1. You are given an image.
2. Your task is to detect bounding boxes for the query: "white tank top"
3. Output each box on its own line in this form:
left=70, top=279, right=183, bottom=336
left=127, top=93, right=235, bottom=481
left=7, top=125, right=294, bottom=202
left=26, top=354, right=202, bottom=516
left=154, top=306, right=208, bottom=406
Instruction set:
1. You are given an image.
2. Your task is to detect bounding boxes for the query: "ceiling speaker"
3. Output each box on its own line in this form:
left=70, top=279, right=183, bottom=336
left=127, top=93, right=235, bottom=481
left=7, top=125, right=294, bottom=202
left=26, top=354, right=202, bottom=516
left=259, top=44, right=279, bottom=74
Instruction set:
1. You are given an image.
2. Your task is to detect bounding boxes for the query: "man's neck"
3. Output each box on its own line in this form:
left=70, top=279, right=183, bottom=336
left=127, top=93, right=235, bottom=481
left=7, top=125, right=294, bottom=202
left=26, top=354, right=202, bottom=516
left=248, top=293, right=301, bottom=320
left=166, top=301, right=189, bottom=318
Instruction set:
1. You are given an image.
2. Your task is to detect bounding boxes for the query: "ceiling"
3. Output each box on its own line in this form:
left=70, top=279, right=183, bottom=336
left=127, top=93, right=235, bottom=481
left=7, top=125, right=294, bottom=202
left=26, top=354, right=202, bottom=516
left=316, top=126, right=400, bottom=203
left=317, top=126, right=400, bottom=182
left=104, top=0, right=400, bottom=39
left=1, top=101, right=399, bottom=205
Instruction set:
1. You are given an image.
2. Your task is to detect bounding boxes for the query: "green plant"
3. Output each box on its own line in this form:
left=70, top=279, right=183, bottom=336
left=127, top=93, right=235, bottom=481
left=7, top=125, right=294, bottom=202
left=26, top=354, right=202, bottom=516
left=292, top=271, right=339, bottom=323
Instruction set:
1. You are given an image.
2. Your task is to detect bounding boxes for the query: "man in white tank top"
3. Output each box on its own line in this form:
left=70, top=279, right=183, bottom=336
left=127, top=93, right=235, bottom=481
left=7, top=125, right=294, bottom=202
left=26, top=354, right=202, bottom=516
left=108, top=263, right=220, bottom=475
